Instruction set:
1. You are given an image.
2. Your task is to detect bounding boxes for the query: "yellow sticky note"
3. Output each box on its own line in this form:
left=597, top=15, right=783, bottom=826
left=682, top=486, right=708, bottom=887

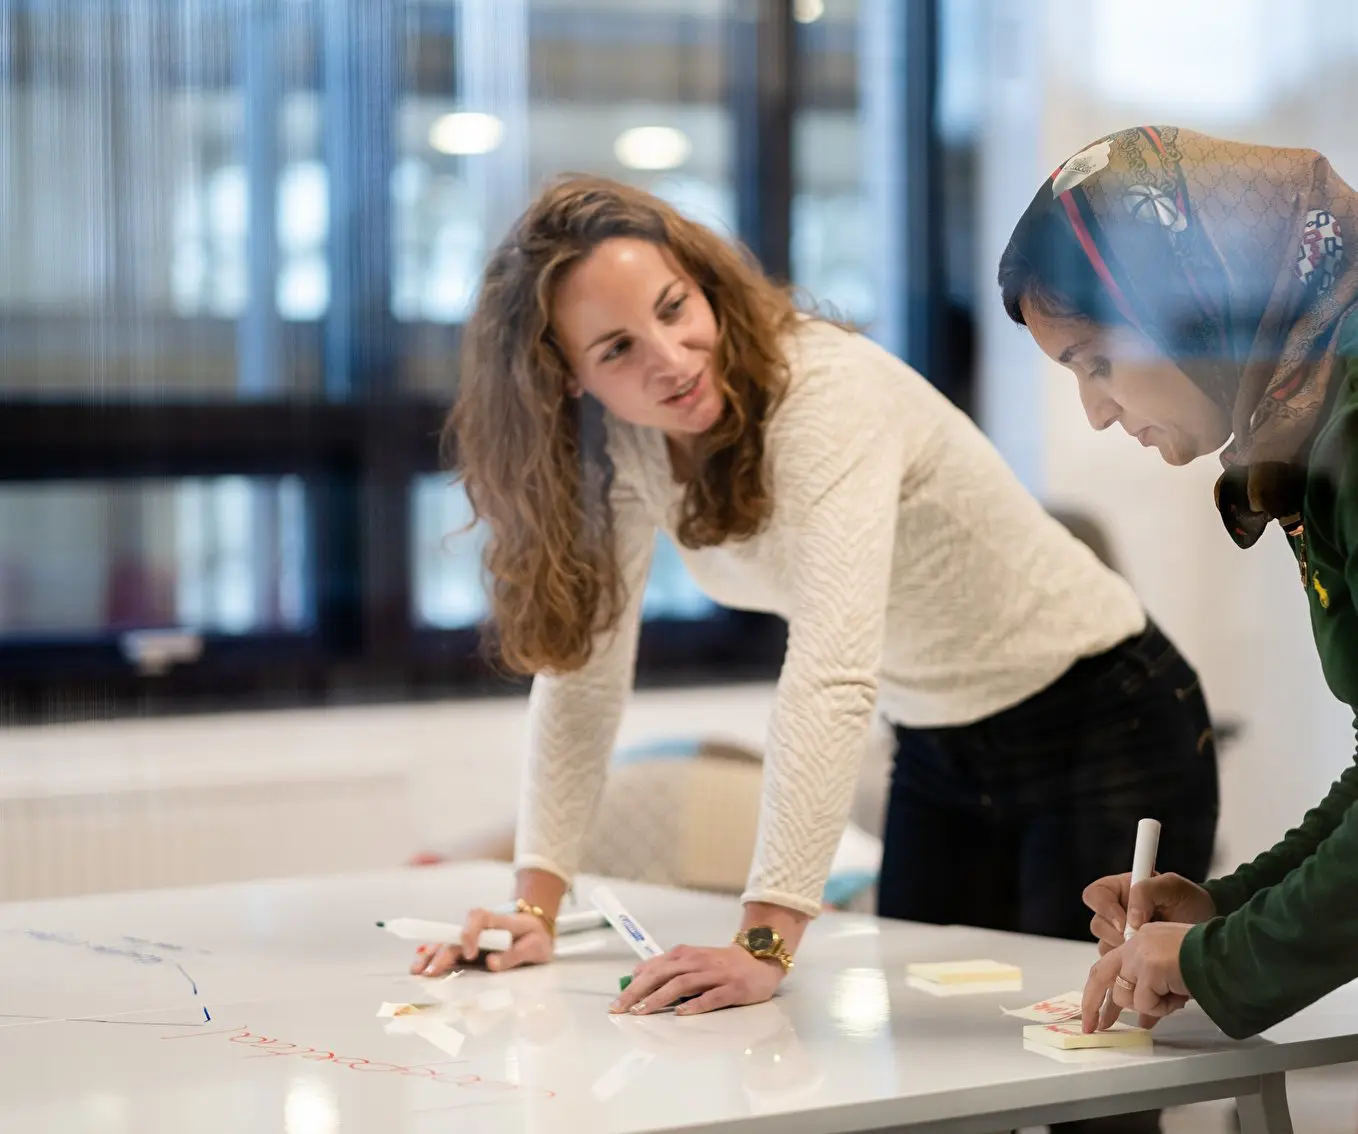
left=1023, top=1021, right=1151, bottom=1050
left=376, top=1001, right=433, bottom=1018
left=906, top=959, right=1022, bottom=985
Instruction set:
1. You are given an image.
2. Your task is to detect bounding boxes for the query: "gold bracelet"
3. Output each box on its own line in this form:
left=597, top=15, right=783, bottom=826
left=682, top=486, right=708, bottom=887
left=513, top=898, right=556, bottom=937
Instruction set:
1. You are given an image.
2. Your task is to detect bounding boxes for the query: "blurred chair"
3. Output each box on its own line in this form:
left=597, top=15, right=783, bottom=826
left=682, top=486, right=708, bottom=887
left=411, top=736, right=882, bottom=912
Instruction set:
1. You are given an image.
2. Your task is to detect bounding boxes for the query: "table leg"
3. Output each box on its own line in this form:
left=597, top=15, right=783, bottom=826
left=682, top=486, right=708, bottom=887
left=1234, top=1073, right=1293, bottom=1134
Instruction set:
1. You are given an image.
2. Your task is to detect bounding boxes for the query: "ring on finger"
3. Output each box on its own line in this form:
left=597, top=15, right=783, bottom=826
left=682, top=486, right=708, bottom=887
left=1114, top=975, right=1136, bottom=992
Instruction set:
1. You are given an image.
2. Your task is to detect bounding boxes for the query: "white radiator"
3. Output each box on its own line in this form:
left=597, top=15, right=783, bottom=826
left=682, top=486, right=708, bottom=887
left=0, top=686, right=779, bottom=903
left=0, top=772, right=414, bottom=902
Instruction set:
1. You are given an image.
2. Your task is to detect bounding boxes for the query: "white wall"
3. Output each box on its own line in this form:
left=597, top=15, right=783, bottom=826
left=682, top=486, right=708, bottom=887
left=975, top=0, right=1357, bottom=870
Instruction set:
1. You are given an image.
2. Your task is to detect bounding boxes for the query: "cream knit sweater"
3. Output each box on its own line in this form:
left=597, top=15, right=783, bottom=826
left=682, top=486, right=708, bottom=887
left=515, top=319, right=1145, bottom=915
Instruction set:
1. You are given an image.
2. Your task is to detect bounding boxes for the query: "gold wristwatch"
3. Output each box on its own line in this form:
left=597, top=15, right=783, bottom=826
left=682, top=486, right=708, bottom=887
left=733, top=927, right=794, bottom=974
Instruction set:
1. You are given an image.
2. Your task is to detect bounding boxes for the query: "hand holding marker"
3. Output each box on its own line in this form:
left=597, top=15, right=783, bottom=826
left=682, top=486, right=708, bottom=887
left=381, top=887, right=691, bottom=1005
left=1099, top=817, right=1160, bottom=1022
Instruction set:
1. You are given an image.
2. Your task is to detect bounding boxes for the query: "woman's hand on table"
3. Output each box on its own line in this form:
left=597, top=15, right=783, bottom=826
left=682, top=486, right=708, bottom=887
left=1081, top=922, right=1193, bottom=1032
left=410, top=907, right=553, bottom=977
left=610, top=944, right=786, bottom=1017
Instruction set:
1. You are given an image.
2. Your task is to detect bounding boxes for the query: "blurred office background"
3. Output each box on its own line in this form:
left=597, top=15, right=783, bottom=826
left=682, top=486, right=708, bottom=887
left=2, top=2, right=1357, bottom=1124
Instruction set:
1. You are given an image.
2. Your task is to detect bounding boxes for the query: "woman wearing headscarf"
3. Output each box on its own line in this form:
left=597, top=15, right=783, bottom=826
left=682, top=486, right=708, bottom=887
left=998, top=125, right=1358, bottom=1040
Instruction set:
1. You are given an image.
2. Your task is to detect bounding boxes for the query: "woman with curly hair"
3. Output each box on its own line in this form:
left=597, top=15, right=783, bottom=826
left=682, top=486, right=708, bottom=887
left=415, top=175, right=1217, bottom=1055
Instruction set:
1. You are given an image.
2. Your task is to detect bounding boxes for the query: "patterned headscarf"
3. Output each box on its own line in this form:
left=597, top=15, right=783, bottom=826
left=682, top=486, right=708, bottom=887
left=1009, top=125, right=1358, bottom=547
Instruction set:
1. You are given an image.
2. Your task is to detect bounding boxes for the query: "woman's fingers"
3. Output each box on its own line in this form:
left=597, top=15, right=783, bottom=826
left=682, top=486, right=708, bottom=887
left=673, top=984, right=739, bottom=1016
left=628, top=971, right=712, bottom=1015
left=420, top=943, right=461, bottom=977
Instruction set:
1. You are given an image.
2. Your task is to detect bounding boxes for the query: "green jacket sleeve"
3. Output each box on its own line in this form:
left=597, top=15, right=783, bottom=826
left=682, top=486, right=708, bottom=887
left=1180, top=355, right=1358, bottom=1040
left=1181, top=755, right=1358, bottom=1039
left=1198, top=758, right=1358, bottom=916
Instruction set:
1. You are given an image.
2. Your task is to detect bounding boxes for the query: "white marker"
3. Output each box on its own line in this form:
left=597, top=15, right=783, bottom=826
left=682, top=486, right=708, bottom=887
left=589, top=885, right=665, bottom=961
left=557, top=909, right=610, bottom=935
left=1101, top=817, right=1163, bottom=1020
left=1125, top=818, right=1162, bottom=941
left=376, top=919, right=512, bottom=951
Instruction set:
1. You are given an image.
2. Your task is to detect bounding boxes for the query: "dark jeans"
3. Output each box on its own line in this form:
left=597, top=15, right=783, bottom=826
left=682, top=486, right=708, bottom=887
left=877, top=620, right=1219, bottom=1134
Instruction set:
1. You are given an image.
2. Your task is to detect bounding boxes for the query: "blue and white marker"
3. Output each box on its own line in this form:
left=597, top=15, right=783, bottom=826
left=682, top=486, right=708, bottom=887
left=590, top=883, right=700, bottom=1001
left=590, top=885, right=665, bottom=961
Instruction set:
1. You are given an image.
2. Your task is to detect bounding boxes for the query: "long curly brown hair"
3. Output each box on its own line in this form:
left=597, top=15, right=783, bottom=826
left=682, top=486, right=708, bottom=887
left=445, top=175, right=801, bottom=676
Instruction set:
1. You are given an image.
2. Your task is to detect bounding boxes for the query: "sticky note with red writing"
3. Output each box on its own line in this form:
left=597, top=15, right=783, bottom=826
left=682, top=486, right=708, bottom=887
left=1023, top=1021, right=1151, bottom=1050
left=1001, top=991, right=1085, bottom=1022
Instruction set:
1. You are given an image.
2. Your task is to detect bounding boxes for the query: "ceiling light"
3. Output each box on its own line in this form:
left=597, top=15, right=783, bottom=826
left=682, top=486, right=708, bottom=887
left=614, top=126, right=692, bottom=172
left=794, top=0, right=825, bottom=22
left=428, top=112, right=503, bottom=156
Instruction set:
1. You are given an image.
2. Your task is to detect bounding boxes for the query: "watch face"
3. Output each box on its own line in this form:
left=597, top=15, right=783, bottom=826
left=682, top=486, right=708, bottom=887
left=745, top=927, right=776, bottom=954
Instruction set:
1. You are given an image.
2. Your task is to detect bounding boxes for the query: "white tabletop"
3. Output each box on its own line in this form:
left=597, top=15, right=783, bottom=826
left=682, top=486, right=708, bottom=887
left=2, top=863, right=1356, bottom=1133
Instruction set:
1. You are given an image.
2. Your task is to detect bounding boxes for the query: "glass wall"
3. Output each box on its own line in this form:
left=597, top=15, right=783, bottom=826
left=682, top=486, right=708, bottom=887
left=2, top=0, right=961, bottom=719
left=10, top=0, right=903, bottom=717
left=395, top=1, right=735, bottom=343
left=0, top=3, right=325, bottom=397
left=791, top=0, right=874, bottom=326
left=0, top=478, right=308, bottom=640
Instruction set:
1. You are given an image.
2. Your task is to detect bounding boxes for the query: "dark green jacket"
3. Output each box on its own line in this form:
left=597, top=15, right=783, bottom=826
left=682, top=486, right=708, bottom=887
left=1180, top=316, right=1358, bottom=1039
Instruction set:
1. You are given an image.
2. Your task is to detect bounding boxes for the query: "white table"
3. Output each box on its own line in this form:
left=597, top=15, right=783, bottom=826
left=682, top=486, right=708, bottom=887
left=1, top=863, right=1353, bottom=1133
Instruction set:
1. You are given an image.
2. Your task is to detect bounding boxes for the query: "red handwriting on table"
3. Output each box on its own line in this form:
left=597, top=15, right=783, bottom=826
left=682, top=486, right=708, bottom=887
left=162, top=1025, right=554, bottom=1099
